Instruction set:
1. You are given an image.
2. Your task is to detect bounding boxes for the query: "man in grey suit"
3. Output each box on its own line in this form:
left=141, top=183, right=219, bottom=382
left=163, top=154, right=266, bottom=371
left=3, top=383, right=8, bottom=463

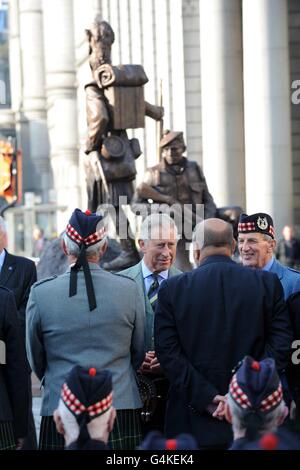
left=120, top=213, right=181, bottom=434
left=26, top=209, right=145, bottom=450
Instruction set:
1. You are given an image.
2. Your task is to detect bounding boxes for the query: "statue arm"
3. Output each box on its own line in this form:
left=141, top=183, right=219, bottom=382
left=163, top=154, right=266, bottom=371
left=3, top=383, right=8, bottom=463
left=145, top=101, right=164, bottom=121
left=136, top=182, right=173, bottom=204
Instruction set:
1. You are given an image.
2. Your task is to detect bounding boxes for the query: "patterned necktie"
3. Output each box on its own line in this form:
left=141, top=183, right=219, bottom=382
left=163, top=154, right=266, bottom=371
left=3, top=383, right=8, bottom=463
left=148, top=274, right=160, bottom=310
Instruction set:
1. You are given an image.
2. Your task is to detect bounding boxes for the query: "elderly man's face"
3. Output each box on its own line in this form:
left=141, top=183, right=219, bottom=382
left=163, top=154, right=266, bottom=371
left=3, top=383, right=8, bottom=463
left=238, top=232, right=275, bottom=268
left=139, top=226, right=177, bottom=273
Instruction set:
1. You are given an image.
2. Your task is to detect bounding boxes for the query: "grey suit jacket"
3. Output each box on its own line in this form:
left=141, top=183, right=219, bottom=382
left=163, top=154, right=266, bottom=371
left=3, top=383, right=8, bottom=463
left=26, top=263, right=145, bottom=415
left=270, top=259, right=300, bottom=300
left=120, top=261, right=181, bottom=351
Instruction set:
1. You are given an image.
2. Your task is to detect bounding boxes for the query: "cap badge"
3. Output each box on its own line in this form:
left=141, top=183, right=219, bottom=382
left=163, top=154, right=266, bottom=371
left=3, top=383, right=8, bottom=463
left=257, top=216, right=268, bottom=230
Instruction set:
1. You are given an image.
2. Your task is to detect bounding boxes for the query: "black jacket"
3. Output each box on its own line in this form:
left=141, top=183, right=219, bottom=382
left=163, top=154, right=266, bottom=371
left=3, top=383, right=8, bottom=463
left=154, top=255, right=293, bottom=447
left=0, top=250, right=37, bottom=338
left=0, top=286, right=29, bottom=437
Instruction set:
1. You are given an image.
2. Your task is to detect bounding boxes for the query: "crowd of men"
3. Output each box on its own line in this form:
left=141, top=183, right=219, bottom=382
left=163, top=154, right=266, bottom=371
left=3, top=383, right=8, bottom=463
left=0, top=207, right=300, bottom=451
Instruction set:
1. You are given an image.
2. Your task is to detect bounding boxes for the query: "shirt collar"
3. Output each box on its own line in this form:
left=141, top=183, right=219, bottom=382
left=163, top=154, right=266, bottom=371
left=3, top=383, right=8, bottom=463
left=262, top=256, right=275, bottom=272
left=141, top=259, right=169, bottom=280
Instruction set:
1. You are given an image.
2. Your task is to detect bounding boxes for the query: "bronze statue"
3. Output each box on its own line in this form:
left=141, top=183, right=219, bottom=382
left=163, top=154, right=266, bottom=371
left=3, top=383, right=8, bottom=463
left=84, top=17, right=163, bottom=271
left=132, top=130, right=217, bottom=271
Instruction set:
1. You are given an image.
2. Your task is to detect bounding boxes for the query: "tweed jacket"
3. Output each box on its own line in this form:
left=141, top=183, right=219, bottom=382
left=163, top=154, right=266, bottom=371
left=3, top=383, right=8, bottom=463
left=120, top=261, right=181, bottom=351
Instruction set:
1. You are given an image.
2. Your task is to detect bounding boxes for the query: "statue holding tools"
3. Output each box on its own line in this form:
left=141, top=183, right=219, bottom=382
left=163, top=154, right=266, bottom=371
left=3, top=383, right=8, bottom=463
left=84, top=17, right=163, bottom=270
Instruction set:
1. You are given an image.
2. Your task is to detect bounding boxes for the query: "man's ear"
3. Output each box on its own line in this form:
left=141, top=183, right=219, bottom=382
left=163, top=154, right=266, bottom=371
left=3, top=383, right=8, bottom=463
left=100, top=240, right=108, bottom=256
left=224, top=403, right=232, bottom=424
left=231, top=238, right=236, bottom=255
left=193, top=248, right=201, bottom=266
left=61, top=239, right=68, bottom=256
left=138, top=239, right=146, bottom=254
left=270, top=239, right=277, bottom=253
left=53, top=410, right=65, bottom=435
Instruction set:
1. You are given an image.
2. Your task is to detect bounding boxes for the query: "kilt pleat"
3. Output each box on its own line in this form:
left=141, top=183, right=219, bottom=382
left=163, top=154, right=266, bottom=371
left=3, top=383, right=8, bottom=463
left=39, top=416, right=64, bottom=450
left=0, top=421, right=16, bottom=450
left=108, top=409, right=142, bottom=450
left=39, top=410, right=142, bottom=451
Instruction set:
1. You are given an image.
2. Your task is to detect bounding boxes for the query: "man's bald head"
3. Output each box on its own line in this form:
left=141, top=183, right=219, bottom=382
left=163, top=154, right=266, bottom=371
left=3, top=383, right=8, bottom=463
left=193, top=218, right=234, bottom=264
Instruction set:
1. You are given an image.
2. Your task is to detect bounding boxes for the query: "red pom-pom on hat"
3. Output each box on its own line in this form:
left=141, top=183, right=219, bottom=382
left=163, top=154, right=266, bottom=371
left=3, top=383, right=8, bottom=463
left=251, top=361, right=260, bottom=371
left=89, top=368, right=97, bottom=377
left=85, top=210, right=92, bottom=216
left=165, top=439, right=177, bottom=450
left=259, top=433, right=279, bottom=450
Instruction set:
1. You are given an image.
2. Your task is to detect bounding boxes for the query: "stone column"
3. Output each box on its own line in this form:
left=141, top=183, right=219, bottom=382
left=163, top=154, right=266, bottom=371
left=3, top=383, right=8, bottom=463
left=14, top=0, right=52, bottom=201
left=42, top=0, right=81, bottom=232
left=199, top=0, right=245, bottom=208
left=242, top=0, right=292, bottom=231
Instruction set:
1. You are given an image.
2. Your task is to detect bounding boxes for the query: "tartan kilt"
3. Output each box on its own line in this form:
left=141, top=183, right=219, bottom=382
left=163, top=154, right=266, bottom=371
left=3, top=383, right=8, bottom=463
left=39, top=409, right=142, bottom=451
left=0, top=421, right=16, bottom=450
left=108, top=409, right=142, bottom=450
left=39, top=416, right=64, bottom=450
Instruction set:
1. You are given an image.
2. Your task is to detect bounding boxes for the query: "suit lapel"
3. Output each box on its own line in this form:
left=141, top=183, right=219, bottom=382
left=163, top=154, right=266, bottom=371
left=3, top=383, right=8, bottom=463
left=0, top=251, right=16, bottom=285
left=133, top=262, right=153, bottom=315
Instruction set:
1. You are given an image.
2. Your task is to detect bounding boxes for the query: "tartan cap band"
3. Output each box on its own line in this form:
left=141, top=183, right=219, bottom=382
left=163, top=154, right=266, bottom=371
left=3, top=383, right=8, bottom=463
left=61, top=383, right=113, bottom=418
left=66, top=223, right=106, bottom=247
left=229, top=375, right=283, bottom=412
left=229, top=356, right=283, bottom=414
left=238, top=213, right=275, bottom=239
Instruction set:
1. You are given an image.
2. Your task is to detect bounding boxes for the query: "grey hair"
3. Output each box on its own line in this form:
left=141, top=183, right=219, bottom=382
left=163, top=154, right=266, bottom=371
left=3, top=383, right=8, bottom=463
left=57, top=399, right=79, bottom=443
left=0, top=216, right=7, bottom=233
left=262, top=234, right=273, bottom=242
left=194, top=220, right=233, bottom=250
left=139, top=213, right=178, bottom=243
left=227, top=394, right=285, bottom=436
left=63, top=232, right=107, bottom=258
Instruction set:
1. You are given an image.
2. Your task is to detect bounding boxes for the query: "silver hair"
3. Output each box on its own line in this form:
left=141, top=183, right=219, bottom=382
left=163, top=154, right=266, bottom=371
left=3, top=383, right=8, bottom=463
left=63, top=232, right=107, bottom=258
left=0, top=216, right=7, bottom=233
left=262, top=234, right=273, bottom=242
left=139, top=213, right=178, bottom=243
left=57, top=399, right=80, bottom=443
left=227, top=394, right=285, bottom=436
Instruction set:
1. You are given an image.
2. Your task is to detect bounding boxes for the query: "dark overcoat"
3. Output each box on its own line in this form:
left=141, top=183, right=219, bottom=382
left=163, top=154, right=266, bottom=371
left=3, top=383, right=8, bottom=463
left=154, top=255, right=293, bottom=448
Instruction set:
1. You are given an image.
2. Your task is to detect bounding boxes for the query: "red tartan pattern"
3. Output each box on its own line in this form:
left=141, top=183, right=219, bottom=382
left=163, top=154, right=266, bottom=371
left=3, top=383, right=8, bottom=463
left=66, top=224, right=106, bottom=247
left=61, top=383, right=113, bottom=417
left=238, top=222, right=256, bottom=232
left=229, top=374, right=283, bottom=412
left=238, top=221, right=275, bottom=238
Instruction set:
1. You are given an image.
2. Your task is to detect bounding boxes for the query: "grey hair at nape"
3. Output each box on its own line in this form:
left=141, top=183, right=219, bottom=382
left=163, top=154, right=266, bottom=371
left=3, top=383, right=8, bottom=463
left=62, top=232, right=106, bottom=257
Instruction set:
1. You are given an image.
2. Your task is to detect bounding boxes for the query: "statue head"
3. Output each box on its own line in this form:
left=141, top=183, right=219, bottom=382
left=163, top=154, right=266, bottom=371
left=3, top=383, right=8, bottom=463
left=86, top=16, right=115, bottom=69
left=159, top=130, right=186, bottom=165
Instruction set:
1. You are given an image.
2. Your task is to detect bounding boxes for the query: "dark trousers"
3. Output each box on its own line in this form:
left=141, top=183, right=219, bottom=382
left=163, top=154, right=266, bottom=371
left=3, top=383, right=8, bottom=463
left=141, top=376, right=169, bottom=437
left=20, top=374, right=37, bottom=450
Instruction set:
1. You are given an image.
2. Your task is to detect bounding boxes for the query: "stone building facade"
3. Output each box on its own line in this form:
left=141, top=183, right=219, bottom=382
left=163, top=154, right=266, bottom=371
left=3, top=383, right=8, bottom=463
left=0, top=0, right=299, bottom=240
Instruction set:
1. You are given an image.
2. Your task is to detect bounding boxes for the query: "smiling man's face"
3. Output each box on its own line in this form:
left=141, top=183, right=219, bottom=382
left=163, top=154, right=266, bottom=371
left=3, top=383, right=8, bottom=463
left=238, top=232, right=275, bottom=268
